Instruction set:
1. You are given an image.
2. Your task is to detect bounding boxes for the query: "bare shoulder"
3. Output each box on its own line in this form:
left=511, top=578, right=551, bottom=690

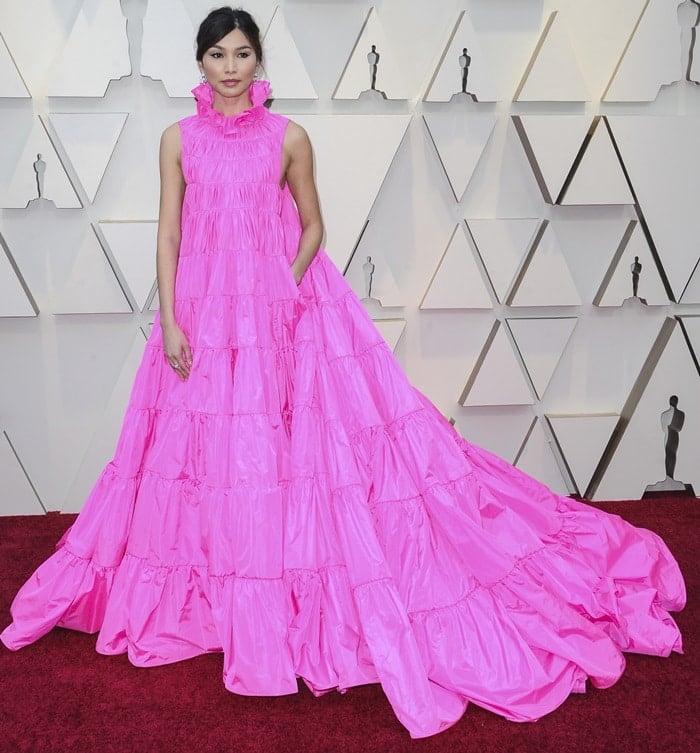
left=160, top=122, right=182, bottom=153
left=283, top=119, right=311, bottom=152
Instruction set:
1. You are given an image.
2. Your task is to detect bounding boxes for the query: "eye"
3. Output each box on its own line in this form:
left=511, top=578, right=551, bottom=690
left=238, top=51, right=250, bottom=58
left=209, top=51, right=223, bottom=59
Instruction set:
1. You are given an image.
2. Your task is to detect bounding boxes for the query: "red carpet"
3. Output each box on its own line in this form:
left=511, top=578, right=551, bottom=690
left=0, top=498, right=697, bottom=753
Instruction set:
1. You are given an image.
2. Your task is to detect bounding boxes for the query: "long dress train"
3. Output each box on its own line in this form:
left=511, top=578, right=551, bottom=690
left=1, top=78, right=685, bottom=739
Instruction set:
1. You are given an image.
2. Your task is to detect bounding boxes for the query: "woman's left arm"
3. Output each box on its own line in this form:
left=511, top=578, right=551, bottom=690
left=282, top=122, right=324, bottom=284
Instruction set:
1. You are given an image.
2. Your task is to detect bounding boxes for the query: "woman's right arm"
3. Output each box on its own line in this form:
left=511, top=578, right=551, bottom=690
left=156, top=123, right=192, bottom=380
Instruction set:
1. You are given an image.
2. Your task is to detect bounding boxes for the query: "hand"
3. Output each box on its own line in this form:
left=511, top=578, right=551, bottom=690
left=162, top=321, right=192, bottom=381
left=290, top=261, right=303, bottom=285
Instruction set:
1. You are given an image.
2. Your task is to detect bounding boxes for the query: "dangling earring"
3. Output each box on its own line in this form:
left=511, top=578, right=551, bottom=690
left=253, top=69, right=260, bottom=82
left=200, top=73, right=207, bottom=84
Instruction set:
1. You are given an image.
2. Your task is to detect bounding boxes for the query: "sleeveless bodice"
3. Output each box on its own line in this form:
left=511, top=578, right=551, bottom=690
left=179, top=80, right=288, bottom=224
left=180, top=81, right=289, bottom=250
left=172, top=79, right=302, bottom=307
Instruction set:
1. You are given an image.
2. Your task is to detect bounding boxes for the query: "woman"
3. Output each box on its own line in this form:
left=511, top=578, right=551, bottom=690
left=1, top=7, right=685, bottom=739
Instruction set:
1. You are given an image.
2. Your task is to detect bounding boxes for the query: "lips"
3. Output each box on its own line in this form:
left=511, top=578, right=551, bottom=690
left=222, top=79, right=240, bottom=85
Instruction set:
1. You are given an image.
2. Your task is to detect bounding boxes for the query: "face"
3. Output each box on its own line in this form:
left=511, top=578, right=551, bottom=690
left=199, top=28, right=259, bottom=99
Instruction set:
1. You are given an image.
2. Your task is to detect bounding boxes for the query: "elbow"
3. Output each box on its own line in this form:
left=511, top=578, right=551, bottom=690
left=306, top=217, right=324, bottom=245
left=156, top=235, right=181, bottom=264
left=157, top=229, right=181, bottom=252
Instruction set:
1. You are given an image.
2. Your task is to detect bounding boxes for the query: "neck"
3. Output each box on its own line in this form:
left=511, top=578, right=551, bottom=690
left=212, top=90, right=253, bottom=117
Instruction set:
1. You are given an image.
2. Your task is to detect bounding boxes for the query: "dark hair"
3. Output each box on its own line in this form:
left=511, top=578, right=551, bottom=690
left=195, top=7, right=263, bottom=63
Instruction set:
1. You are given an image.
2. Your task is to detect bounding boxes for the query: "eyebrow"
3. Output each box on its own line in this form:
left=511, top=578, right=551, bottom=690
left=211, top=44, right=252, bottom=51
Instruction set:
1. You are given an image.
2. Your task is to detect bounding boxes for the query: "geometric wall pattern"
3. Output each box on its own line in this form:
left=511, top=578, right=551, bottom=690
left=507, top=222, right=582, bottom=307
left=459, top=321, right=535, bottom=407
left=423, top=109, right=497, bottom=201
left=333, top=6, right=411, bottom=100
left=1, top=0, right=699, bottom=515
left=507, top=317, right=578, bottom=399
left=603, top=0, right=684, bottom=102
left=47, top=0, right=131, bottom=97
left=0, top=33, right=29, bottom=97
left=593, top=318, right=700, bottom=499
left=424, top=10, right=499, bottom=102
left=420, top=222, right=493, bottom=309
left=47, top=113, right=128, bottom=202
left=100, top=221, right=158, bottom=311
left=607, top=115, right=700, bottom=301
left=515, top=418, right=569, bottom=496
left=514, top=11, right=589, bottom=102
left=594, top=221, right=670, bottom=307
left=546, top=413, right=620, bottom=497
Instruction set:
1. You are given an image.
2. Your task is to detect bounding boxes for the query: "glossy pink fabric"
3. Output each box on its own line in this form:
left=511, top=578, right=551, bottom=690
left=1, top=80, right=686, bottom=738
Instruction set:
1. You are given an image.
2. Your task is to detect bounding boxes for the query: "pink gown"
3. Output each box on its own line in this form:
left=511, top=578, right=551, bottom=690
left=1, top=79, right=685, bottom=739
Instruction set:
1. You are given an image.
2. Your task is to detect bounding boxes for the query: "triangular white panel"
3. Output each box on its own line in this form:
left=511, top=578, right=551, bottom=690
left=100, top=221, right=158, bottom=311
left=565, top=0, right=651, bottom=100
left=0, top=115, right=81, bottom=208
left=597, top=222, right=669, bottom=306
left=0, top=431, right=44, bottom=515
left=373, top=318, right=406, bottom=353
left=595, top=324, right=700, bottom=500
left=454, top=409, right=535, bottom=463
left=608, top=116, right=700, bottom=300
left=604, top=0, right=683, bottom=101
left=507, top=317, right=578, bottom=399
left=423, top=110, right=497, bottom=201
left=424, top=11, right=499, bottom=102
left=141, top=0, right=199, bottom=96
left=681, top=259, right=700, bottom=303
left=293, top=114, right=410, bottom=270
left=64, top=328, right=148, bottom=513
left=261, top=6, right=317, bottom=99
left=420, top=223, right=492, bottom=309
left=85, top=103, right=176, bottom=220
left=49, top=113, right=128, bottom=202
left=509, top=224, right=581, bottom=307
left=547, top=414, right=619, bottom=496
left=552, top=215, right=638, bottom=303
left=513, top=116, right=592, bottom=204
left=514, top=11, right=589, bottom=102
left=0, top=241, right=36, bottom=317
left=515, top=419, right=569, bottom=494
left=51, top=225, right=131, bottom=314
left=561, top=119, right=634, bottom=205
left=460, top=322, right=535, bottom=407
left=48, top=0, right=130, bottom=96
left=467, top=218, right=539, bottom=302
left=333, top=7, right=411, bottom=100
left=0, top=33, right=29, bottom=96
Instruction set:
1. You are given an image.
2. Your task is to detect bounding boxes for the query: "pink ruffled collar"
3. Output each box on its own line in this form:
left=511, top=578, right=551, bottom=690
left=191, top=79, right=271, bottom=134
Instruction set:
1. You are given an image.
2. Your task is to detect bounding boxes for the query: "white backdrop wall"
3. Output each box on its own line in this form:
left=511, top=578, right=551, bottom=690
left=0, top=0, right=699, bottom=514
